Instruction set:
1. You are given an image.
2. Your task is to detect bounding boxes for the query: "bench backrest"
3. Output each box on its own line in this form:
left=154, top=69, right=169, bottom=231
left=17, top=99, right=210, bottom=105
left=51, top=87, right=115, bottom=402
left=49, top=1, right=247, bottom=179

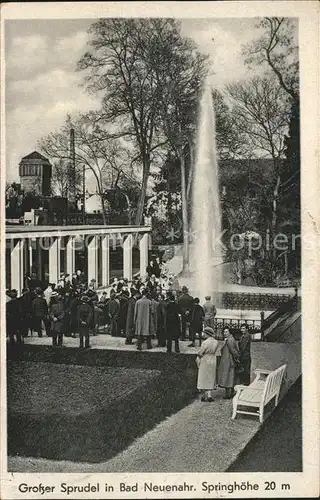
left=262, top=365, right=287, bottom=405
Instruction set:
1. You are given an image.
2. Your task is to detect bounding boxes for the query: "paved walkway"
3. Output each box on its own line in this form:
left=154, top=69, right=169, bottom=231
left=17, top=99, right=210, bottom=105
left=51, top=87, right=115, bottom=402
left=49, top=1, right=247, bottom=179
left=7, top=341, right=301, bottom=473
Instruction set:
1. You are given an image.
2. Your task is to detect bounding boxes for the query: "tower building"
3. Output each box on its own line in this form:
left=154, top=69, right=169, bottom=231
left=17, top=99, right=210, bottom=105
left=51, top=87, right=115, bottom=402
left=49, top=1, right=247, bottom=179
left=19, top=151, right=52, bottom=196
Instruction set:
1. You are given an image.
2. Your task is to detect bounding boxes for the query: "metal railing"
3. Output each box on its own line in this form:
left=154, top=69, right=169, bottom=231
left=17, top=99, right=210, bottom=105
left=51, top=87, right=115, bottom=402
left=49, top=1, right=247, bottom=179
left=220, top=292, right=292, bottom=311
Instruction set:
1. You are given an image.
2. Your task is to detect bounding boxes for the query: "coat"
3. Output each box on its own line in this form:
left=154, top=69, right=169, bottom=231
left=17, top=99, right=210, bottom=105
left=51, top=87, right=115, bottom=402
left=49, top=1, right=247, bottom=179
left=217, top=335, right=240, bottom=388
left=157, top=300, right=167, bottom=335
left=238, top=332, right=252, bottom=363
left=197, top=337, right=219, bottom=390
left=32, top=296, right=48, bottom=318
left=125, top=296, right=136, bottom=337
left=203, top=300, right=216, bottom=328
left=150, top=299, right=159, bottom=335
left=190, top=304, right=205, bottom=332
left=165, top=301, right=181, bottom=340
left=76, top=303, right=93, bottom=334
left=107, top=298, right=120, bottom=319
left=6, top=298, right=22, bottom=335
left=50, top=301, right=65, bottom=333
left=134, top=296, right=152, bottom=337
left=178, top=293, right=194, bottom=314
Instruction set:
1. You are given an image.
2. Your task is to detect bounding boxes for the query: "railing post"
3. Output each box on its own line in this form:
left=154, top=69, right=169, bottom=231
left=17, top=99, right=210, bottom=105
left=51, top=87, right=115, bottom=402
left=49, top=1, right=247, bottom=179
left=260, top=311, right=265, bottom=341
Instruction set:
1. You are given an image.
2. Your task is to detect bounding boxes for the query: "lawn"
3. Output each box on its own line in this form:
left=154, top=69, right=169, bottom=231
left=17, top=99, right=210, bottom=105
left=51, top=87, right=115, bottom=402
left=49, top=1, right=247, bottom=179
left=7, top=356, right=197, bottom=463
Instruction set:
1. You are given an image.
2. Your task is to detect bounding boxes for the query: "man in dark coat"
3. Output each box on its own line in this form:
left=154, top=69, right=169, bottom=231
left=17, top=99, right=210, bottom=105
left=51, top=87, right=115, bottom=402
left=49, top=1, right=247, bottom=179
left=107, top=290, right=120, bottom=336
left=156, top=294, right=167, bottom=347
left=49, top=293, right=65, bottom=346
left=238, top=324, right=252, bottom=385
left=76, top=295, right=93, bottom=348
left=118, top=291, right=129, bottom=336
left=165, top=292, right=181, bottom=353
left=177, top=286, right=194, bottom=341
left=62, top=291, right=74, bottom=337
left=6, top=289, right=22, bottom=345
left=69, top=291, right=81, bottom=338
left=19, top=288, right=33, bottom=338
left=189, top=297, right=205, bottom=347
left=32, top=288, right=48, bottom=337
left=125, top=291, right=140, bottom=344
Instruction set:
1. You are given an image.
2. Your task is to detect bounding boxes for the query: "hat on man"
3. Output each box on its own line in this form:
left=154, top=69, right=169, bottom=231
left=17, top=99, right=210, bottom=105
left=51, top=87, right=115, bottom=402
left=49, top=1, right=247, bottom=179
left=81, top=295, right=89, bottom=302
left=203, top=326, right=215, bottom=337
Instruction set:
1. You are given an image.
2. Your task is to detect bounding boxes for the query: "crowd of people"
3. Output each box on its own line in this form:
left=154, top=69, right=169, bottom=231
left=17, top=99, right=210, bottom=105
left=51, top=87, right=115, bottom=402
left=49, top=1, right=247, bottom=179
left=6, top=260, right=218, bottom=353
left=6, top=258, right=252, bottom=400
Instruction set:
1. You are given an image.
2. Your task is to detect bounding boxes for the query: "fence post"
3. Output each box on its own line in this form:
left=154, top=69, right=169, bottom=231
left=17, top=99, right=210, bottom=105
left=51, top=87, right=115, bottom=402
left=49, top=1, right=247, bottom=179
left=260, top=311, right=265, bottom=341
left=294, top=286, right=298, bottom=311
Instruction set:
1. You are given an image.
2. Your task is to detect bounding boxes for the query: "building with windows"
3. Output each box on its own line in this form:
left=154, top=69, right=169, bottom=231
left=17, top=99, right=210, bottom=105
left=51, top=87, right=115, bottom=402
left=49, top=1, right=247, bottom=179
left=19, top=151, right=52, bottom=196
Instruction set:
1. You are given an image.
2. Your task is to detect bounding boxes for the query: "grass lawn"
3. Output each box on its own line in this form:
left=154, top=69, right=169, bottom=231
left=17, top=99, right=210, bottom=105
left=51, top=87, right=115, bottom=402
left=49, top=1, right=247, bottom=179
left=7, top=361, right=165, bottom=462
left=8, top=361, right=160, bottom=415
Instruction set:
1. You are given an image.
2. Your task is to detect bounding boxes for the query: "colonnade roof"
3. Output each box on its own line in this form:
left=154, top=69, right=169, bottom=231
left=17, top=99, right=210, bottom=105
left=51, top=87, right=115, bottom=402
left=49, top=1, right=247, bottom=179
left=5, top=224, right=151, bottom=240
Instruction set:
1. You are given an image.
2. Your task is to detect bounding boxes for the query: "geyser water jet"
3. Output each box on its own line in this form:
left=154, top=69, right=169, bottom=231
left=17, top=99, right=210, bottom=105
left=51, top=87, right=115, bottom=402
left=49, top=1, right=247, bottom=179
left=191, top=85, right=223, bottom=303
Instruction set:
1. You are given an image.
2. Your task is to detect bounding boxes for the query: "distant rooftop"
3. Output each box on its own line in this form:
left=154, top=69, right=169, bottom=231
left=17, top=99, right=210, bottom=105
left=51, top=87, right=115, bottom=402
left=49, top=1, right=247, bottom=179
left=20, top=151, right=51, bottom=163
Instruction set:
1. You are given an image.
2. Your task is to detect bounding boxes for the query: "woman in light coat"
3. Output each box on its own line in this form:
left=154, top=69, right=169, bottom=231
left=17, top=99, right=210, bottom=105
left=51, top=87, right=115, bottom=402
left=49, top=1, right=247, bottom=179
left=196, top=326, right=219, bottom=402
left=217, top=327, right=240, bottom=399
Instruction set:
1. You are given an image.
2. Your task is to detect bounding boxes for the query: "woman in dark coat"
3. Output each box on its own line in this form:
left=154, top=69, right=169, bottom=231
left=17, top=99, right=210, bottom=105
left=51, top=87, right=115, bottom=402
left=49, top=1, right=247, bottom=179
left=217, top=327, right=240, bottom=399
left=165, top=292, right=181, bottom=353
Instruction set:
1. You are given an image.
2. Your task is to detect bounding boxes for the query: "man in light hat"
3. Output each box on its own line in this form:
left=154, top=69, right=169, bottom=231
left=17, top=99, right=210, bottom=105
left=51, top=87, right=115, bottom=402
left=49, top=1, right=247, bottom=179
left=196, top=326, right=219, bottom=402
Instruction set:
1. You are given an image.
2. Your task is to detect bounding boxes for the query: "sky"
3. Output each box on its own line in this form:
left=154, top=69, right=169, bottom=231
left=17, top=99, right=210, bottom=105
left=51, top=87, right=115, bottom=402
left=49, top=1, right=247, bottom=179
left=5, top=17, right=261, bottom=187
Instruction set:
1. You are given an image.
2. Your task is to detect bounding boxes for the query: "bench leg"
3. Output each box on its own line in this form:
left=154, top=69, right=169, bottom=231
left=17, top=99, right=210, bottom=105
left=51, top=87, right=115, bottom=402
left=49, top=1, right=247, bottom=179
left=259, top=405, right=264, bottom=423
left=275, top=392, right=280, bottom=406
left=232, top=392, right=239, bottom=420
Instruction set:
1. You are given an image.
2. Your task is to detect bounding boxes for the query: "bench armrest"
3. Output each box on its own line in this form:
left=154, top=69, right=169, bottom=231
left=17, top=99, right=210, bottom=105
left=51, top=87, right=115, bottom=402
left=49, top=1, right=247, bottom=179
left=255, top=369, right=272, bottom=377
left=234, top=385, right=263, bottom=393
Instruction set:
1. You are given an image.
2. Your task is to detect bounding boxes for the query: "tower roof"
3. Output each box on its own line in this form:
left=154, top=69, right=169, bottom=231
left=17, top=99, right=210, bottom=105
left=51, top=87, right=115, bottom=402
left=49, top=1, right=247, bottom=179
left=21, top=151, right=51, bottom=164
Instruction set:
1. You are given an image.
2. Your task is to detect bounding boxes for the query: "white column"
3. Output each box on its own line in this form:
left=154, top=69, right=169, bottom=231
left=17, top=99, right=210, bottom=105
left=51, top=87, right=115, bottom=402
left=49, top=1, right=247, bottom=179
left=66, top=236, right=75, bottom=277
left=139, top=233, right=149, bottom=279
left=11, top=239, right=24, bottom=295
left=49, top=236, right=61, bottom=284
left=101, top=235, right=110, bottom=286
left=88, top=235, right=98, bottom=285
left=37, top=238, right=43, bottom=280
left=28, top=238, right=33, bottom=273
left=123, top=234, right=133, bottom=281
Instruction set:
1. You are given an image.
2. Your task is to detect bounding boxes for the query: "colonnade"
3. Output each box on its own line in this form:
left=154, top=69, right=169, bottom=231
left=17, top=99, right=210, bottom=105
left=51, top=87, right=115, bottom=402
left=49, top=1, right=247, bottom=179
left=6, top=226, right=151, bottom=295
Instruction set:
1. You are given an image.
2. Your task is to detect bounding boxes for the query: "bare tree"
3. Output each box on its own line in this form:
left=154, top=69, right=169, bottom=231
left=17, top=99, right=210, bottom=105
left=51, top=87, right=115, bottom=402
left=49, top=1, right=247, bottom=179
left=78, top=18, right=211, bottom=227
left=51, top=158, right=82, bottom=198
left=38, top=113, right=133, bottom=224
left=227, top=76, right=291, bottom=265
left=243, top=17, right=299, bottom=103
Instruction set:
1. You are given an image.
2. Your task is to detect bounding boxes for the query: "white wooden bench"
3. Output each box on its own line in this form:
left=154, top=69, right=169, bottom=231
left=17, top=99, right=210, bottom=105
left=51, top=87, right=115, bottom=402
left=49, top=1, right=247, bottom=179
left=232, top=364, right=287, bottom=423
